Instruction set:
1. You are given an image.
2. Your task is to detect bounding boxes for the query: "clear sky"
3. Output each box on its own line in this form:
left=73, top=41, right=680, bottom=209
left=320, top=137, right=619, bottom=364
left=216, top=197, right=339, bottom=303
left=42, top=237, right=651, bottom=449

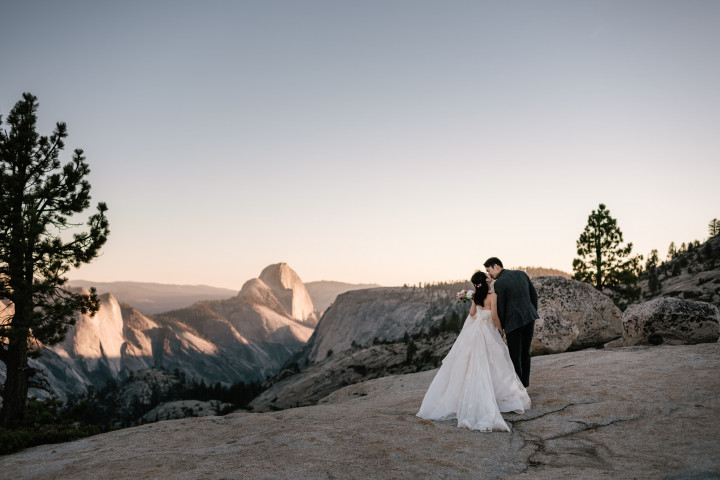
left=2, top=1, right=719, bottom=290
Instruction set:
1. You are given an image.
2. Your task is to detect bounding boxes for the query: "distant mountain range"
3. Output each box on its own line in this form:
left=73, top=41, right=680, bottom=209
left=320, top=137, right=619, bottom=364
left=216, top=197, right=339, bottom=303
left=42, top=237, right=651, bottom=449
left=67, top=280, right=237, bottom=315
left=0, top=265, right=309, bottom=401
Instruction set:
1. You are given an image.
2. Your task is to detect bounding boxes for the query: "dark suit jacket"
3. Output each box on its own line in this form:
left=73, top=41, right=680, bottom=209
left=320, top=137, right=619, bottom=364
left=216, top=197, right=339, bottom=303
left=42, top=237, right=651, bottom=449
left=493, top=269, right=539, bottom=333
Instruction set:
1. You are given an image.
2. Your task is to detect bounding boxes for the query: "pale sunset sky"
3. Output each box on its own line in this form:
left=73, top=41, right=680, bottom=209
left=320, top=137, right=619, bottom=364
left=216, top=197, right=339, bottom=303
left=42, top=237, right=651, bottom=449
left=2, top=1, right=719, bottom=289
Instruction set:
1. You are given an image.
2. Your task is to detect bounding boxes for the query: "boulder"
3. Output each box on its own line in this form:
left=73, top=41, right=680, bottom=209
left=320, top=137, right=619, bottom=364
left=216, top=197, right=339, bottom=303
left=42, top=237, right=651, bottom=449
left=533, top=276, right=623, bottom=350
left=622, top=297, right=720, bottom=346
left=530, top=306, right=579, bottom=355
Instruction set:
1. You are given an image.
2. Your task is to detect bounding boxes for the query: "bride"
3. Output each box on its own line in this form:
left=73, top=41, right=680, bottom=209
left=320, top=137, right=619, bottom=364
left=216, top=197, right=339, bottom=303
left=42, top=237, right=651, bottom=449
left=416, top=271, right=531, bottom=432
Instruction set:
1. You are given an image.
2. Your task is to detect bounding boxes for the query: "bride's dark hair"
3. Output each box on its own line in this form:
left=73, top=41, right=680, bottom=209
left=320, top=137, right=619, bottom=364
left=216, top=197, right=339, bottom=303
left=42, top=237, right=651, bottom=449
left=470, top=271, right=489, bottom=307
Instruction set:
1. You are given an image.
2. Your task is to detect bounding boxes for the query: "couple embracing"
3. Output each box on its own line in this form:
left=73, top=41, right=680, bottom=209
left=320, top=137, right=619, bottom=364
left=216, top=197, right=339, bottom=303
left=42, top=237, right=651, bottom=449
left=416, top=257, right=539, bottom=432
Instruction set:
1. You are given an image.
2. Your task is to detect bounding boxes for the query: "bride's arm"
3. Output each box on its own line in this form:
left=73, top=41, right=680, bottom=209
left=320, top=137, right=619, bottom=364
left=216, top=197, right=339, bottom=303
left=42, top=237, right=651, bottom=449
left=489, top=293, right=502, bottom=332
left=469, top=300, right=477, bottom=318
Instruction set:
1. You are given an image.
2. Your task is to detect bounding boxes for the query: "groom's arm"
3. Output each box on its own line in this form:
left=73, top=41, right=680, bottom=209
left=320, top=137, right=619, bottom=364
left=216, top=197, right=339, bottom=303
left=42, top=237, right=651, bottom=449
left=525, top=273, right=538, bottom=310
left=495, top=282, right=507, bottom=329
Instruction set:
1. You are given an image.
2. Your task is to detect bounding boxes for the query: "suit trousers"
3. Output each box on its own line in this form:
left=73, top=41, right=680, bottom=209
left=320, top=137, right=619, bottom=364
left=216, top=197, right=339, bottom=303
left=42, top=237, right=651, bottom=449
left=505, top=320, right=535, bottom=388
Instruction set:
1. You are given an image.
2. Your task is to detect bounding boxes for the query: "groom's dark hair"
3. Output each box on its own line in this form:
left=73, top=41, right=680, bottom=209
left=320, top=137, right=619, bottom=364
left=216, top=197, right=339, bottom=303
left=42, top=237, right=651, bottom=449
left=483, top=257, right=503, bottom=268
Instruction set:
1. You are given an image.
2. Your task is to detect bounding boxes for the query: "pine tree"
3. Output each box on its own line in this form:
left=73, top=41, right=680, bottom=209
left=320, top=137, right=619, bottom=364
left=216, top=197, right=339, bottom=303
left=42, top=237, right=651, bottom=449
left=405, top=339, right=417, bottom=365
left=709, top=218, right=720, bottom=237
left=645, top=250, right=661, bottom=295
left=572, top=204, right=642, bottom=309
left=0, top=93, right=109, bottom=427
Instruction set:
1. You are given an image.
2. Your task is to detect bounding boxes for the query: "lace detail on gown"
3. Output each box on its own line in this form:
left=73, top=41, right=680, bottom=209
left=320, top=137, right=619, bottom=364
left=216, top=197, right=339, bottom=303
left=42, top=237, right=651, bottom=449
left=416, top=309, right=530, bottom=432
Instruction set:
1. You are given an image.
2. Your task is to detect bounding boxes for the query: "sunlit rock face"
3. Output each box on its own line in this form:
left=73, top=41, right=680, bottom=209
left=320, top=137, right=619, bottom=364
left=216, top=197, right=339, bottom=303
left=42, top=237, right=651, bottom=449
left=12, top=264, right=317, bottom=402
left=258, top=263, right=318, bottom=327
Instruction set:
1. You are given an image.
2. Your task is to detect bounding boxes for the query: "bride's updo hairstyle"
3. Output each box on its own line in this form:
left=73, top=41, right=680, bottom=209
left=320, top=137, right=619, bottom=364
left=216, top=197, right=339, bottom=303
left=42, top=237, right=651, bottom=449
left=470, top=271, right=490, bottom=307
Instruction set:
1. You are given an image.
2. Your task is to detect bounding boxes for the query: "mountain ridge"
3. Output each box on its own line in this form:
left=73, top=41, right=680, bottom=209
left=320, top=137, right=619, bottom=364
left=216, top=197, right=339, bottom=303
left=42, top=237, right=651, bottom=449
left=67, top=280, right=237, bottom=315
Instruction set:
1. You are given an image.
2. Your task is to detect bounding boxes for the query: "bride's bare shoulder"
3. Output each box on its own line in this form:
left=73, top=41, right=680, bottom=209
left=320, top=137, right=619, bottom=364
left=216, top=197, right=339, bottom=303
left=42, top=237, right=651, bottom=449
left=483, top=294, right=495, bottom=310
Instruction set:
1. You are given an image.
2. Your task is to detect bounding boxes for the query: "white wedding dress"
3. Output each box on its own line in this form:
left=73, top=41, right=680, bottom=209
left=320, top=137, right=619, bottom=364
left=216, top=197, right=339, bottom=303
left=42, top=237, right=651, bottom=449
left=416, top=308, right=531, bottom=432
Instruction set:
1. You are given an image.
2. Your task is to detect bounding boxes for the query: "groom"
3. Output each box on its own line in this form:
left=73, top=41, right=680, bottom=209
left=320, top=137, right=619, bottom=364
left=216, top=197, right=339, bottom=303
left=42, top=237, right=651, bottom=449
left=484, top=257, right=538, bottom=387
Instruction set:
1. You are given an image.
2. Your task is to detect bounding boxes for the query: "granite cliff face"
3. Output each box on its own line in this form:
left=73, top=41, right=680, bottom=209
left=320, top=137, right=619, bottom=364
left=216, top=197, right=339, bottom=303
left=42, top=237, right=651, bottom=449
left=257, top=263, right=318, bottom=327
left=306, top=284, right=468, bottom=364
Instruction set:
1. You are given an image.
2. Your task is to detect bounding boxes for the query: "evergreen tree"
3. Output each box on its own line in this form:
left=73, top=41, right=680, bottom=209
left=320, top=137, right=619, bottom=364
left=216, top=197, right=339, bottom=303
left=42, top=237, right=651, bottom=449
left=405, top=339, right=417, bottom=365
left=645, top=250, right=661, bottom=295
left=667, top=242, right=676, bottom=261
left=709, top=218, right=720, bottom=237
left=0, top=93, right=109, bottom=427
left=572, top=204, right=642, bottom=308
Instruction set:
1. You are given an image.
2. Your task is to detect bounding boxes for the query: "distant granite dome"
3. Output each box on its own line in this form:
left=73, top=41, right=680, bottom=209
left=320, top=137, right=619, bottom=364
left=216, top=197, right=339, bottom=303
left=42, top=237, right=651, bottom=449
left=237, top=278, right=288, bottom=315
left=257, top=263, right=317, bottom=326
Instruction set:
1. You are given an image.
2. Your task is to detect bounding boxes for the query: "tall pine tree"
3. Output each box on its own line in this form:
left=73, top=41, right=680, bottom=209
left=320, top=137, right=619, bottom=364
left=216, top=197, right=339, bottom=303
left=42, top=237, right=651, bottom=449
left=572, top=204, right=641, bottom=309
left=0, top=93, right=109, bottom=427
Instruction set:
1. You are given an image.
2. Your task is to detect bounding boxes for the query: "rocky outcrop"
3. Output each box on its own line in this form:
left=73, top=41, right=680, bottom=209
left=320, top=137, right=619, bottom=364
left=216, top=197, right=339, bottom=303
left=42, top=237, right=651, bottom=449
left=622, top=297, right=720, bottom=346
left=306, top=284, right=467, bottom=363
left=637, top=234, right=720, bottom=308
left=3, top=344, right=718, bottom=479
left=533, top=276, right=623, bottom=351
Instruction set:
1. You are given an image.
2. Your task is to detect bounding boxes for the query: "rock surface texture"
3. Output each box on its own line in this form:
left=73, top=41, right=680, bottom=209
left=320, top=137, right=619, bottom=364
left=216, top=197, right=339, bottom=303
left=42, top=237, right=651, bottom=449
left=622, top=297, right=720, bottom=346
left=533, top=276, right=623, bottom=351
left=2, top=344, right=718, bottom=479
left=530, top=306, right=579, bottom=355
